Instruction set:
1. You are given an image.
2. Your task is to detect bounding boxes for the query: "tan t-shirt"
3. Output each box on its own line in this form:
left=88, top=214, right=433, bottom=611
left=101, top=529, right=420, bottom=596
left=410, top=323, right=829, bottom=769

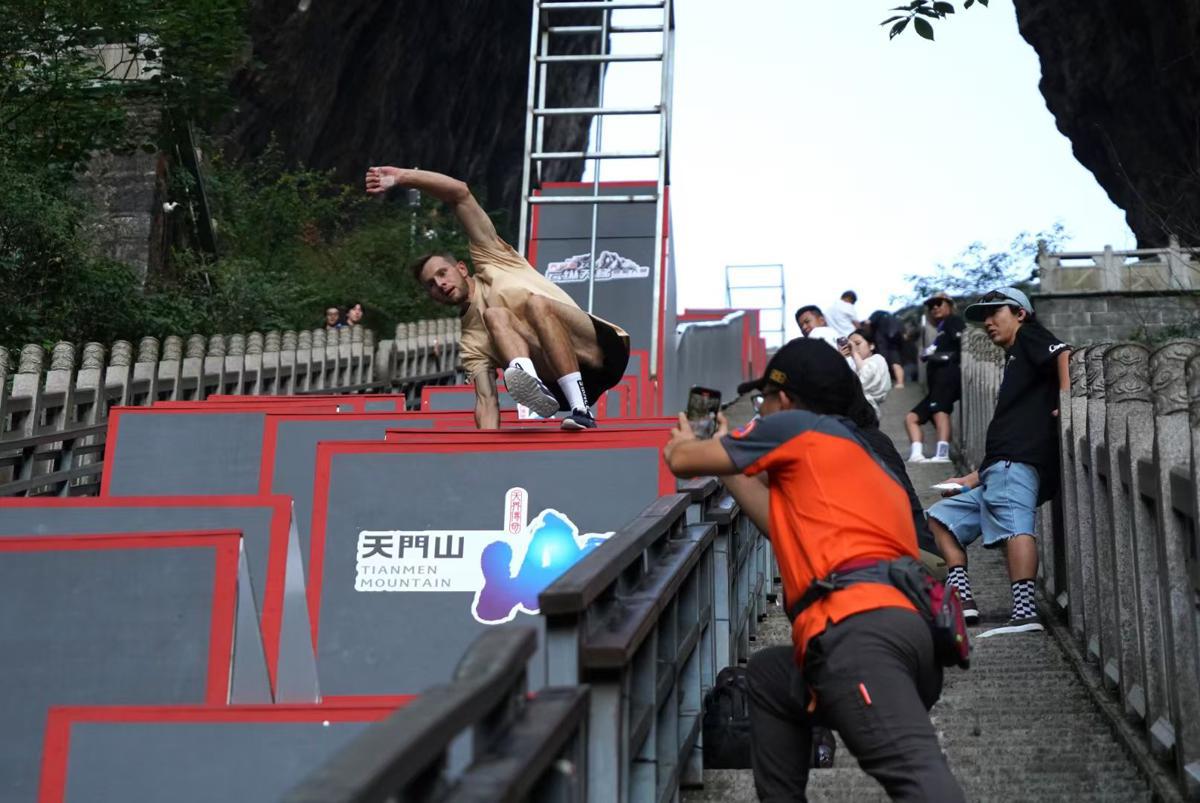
left=459, top=238, right=627, bottom=380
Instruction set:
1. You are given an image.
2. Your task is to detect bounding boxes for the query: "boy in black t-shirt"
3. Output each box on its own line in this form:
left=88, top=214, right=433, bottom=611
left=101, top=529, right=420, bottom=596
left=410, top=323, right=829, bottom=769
left=905, top=292, right=965, bottom=463
left=927, top=287, right=1070, bottom=637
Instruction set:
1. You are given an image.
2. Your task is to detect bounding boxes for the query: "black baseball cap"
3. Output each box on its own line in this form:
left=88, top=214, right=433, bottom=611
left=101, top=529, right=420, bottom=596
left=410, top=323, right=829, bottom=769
left=737, top=337, right=851, bottom=397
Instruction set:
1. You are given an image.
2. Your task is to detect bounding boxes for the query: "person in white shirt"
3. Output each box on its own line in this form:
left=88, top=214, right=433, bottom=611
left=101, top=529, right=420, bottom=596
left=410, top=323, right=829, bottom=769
left=794, top=305, right=842, bottom=351
left=826, top=290, right=862, bottom=337
left=839, top=328, right=892, bottom=414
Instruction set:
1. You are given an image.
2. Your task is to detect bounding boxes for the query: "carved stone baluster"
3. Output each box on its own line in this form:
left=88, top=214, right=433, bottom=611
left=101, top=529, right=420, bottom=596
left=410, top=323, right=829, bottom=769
left=309, top=329, right=326, bottom=391
left=1148, top=340, right=1200, bottom=781
left=183, top=335, right=207, bottom=400
left=226, top=334, right=246, bottom=395
left=245, top=332, right=264, bottom=396
left=297, top=330, right=314, bottom=392
left=263, top=330, right=281, bottom=395
left=280, top=330, right=298, bottom=396
left=1083, top=344, right=1116, bottom=671
left=0, top=346, right=10, bottom=437
left=206, top=335, right=227, bottom=397
left=1103, top=344, right=1153, bottom=725
left=1067, top=348, right=1094, bottom=648
left=134, top=336, right=161, bottom=406
left=159, top=334, right=184, bottom=401
left=107, top=340, right=134, bottom=408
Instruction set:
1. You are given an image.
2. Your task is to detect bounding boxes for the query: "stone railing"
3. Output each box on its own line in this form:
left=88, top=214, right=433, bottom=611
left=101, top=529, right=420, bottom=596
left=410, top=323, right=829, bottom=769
left=958, top=329, right=1200, bottom=797
left=1038, top=236, right=1199, bottom=294
left=0, top=318, right=464, bottom=497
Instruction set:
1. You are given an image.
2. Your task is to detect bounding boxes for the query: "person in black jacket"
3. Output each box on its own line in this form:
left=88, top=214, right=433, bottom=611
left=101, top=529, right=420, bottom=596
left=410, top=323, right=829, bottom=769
left=905, top=292, right=964, bottom=464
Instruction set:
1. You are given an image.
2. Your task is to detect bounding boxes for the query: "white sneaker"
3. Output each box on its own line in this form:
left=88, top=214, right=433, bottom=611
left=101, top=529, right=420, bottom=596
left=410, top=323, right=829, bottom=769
left=503, top=366, right=561, bottom=418
left=928, top=455, right=952, bottom=464
left=976, top=615, right=1045, bottom=638
left=907, top=454, right=928, bottom=464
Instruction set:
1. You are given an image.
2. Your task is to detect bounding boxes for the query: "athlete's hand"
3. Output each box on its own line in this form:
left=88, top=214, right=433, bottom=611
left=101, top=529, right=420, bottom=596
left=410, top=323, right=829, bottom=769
left=365, top=165, right=404, bottom=195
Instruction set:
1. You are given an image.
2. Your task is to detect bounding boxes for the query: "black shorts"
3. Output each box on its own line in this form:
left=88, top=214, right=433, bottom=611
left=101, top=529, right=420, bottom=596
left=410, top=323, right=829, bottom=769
left=547, top=316, right=631, bottom=411
left=910, top=366, right=960, bottom=424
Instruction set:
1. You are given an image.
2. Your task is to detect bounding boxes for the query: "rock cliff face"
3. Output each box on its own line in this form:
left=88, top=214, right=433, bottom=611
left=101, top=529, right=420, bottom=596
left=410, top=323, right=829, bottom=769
left=224, top=0, right=599, bottom=230
left=1014, top=0, right=1200, bottom=246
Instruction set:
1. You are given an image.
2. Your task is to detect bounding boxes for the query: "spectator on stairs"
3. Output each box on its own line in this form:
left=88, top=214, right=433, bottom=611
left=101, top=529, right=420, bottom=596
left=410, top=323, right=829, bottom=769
left=324, top=305, right=345, bottom=330
left=867, top=309, right=906, bottom=389
left=839, top=327, right=892, bottom=415
left=905, top=291, right=963, bottom=464
left=927, top=287, right=1070, bottom=638
left=794, top=305, right=841, bottom=351
left=662, top=338, right=964, bottom=802
left=345, top=301, right=365, bottom=327
left=826, top=290, right=863, bottom=337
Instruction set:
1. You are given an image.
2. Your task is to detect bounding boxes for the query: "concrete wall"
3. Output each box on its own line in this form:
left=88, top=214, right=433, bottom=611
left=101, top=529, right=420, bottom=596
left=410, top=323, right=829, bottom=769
left=1030, top=291, right=1199, bottom=346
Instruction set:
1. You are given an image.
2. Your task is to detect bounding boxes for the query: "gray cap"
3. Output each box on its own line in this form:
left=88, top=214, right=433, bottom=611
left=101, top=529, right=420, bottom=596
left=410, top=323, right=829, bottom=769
left=964, top=287, right=1034, bottom=323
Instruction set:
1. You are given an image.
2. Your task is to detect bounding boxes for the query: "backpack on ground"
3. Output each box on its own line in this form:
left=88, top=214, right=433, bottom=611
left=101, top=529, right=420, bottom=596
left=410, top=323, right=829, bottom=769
left=702, top=666, right=840, bottom=770
left=702, top=666, right=752, bottom=769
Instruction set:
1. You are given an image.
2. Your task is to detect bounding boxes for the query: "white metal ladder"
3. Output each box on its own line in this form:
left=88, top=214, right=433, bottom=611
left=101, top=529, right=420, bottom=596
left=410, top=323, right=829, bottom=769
left=517, top=0, right=675, bottom=380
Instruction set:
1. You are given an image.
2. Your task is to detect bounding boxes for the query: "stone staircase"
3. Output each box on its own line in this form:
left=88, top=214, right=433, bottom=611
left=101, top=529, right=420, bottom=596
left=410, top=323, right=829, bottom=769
left=685, top=384, right=1154, bottom=802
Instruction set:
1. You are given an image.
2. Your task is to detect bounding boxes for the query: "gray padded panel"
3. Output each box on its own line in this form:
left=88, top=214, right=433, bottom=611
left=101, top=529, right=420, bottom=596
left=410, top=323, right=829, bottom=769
left=62, top=720, right=374, bottom=803
left=314, top=445, right=662, bottom=696
left=0, top=504, right=315, bottom=703
left=267, top=417, right=432, bottom=564
left=426, top=388, right=517, bottom=411
left=106, top=412, right=266, bottom=495
left=1, top=546, right=223, bottom=803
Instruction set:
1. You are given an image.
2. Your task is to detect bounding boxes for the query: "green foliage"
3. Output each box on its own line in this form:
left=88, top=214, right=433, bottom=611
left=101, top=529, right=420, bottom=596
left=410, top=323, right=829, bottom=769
left=891, top=223, right=1070, bottom=308
left=1127, top=316, right=1200, bottom=347
left=1, top=0, right=246, bottom=175
left=881, top=0, right=987, bottom=41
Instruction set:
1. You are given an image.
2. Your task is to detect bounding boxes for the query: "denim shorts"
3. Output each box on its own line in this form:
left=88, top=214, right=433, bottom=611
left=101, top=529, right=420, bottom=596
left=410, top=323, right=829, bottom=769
left=927, top=461, right=1040, bottom=548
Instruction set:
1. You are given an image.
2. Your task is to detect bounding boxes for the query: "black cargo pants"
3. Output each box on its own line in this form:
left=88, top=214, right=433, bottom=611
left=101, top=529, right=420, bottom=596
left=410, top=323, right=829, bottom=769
left=745, top=607, right=964, bottom=802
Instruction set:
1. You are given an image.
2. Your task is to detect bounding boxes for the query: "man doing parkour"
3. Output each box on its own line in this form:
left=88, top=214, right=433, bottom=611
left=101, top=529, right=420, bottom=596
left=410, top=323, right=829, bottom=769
left=366, top=166, right=631, bottom=430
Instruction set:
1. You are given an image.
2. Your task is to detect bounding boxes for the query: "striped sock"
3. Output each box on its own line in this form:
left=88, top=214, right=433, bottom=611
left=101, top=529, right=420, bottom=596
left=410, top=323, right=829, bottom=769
left=1011, top=579, right=1037, bottom=619
left=946, top=566, right=972, bottom=601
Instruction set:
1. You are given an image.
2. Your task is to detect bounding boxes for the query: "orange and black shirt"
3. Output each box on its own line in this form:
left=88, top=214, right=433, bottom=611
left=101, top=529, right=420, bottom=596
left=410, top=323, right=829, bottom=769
left=721, top=411, right=919, bottom=664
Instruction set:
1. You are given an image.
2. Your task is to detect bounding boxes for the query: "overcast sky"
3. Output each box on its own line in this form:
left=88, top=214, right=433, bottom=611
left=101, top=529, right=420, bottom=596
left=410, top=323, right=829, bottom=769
left=580, top=0, right=1134, bottom=342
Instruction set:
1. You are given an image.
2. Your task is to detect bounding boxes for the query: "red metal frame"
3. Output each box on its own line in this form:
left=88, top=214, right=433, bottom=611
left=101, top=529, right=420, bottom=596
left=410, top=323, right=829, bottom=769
left=307, top=432, right=676, bottom=640
left=37, top=698, right=414, bottom=803
left=0, top=496, right=293, bottom=692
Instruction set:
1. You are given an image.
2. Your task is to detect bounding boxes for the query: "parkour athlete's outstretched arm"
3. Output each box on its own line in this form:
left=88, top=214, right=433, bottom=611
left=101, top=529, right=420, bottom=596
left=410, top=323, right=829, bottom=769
left=473, top=368, right=501, bottom=430
left=365, top=166, right=500, bottom=248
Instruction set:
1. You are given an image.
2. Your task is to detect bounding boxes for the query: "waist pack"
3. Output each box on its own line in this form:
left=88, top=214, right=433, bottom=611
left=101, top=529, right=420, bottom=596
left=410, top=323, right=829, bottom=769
left=786, top=556, right=970, bottom=669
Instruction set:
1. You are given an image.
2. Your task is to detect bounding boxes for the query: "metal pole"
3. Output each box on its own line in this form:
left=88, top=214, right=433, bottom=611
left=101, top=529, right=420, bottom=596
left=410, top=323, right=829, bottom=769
left=648, top=0, right=673, bottom=381
left=586, top=4, right=611, bottom=314
left=517, top=0, right=542, bottom=258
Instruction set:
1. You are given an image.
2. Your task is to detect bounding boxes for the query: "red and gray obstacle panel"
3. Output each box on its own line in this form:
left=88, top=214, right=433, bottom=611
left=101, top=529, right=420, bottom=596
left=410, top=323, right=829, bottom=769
left=100, top=405, right=473, bottom=498
left=0, top=531, right=255, bottom=803
left=304, top=429, right=673, bottom=699
left=0, top=496, right=316, bottom=703
left=37, top=699, right=412, bottom=803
